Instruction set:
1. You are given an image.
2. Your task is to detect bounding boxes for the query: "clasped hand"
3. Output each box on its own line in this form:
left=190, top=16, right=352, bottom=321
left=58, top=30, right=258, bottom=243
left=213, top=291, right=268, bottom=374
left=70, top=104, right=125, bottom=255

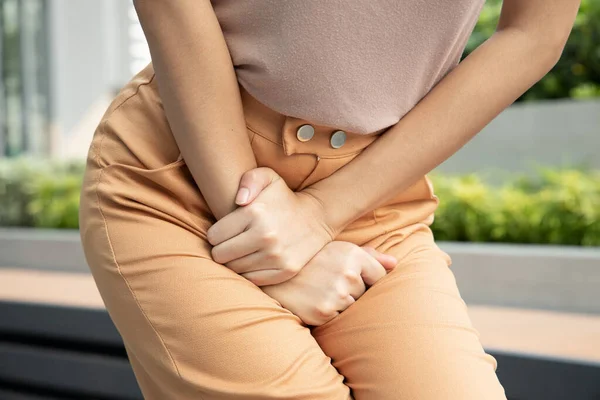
left=207, top=168, right=397, bottom=326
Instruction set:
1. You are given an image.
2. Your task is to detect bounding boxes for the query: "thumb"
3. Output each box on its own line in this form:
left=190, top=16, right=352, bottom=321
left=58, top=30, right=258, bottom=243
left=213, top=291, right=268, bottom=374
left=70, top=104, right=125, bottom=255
left=361, top=247, right=398, bottom=271
left=235, top=167, right=281, bottom=206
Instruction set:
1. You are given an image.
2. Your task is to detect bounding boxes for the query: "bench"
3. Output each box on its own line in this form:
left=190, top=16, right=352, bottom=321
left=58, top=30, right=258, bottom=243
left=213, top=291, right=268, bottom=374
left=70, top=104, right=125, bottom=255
left=1, top=268, right=599, bottom=399
left=0, top=269, right=141, bottom=399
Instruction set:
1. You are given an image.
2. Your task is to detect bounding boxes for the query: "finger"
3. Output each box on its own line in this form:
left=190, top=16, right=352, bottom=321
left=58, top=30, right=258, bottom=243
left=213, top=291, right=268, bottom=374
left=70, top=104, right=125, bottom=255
left=226, top=249, right=275, bottom=275
left=236, top=167, right=280, bottom=206
left=211, top=229, right=263, bottom=264
left=344, top=294, right=356, bottom=308
left=362, top=246, right=398, bottom=271
left=207, top=208, right=252, bottom=246
left=344, top=269, right=366, bottom=300
left=330, top=294, right=355, bottom=319
left=337, top=294, right=356, bottom=312
left=312, top=308, right=340, bottom=327
left=241, top=267, right=293, bottom=286
left=227, top=245, right=301, bottom=283
left=359, top=252, right=387, bottom=286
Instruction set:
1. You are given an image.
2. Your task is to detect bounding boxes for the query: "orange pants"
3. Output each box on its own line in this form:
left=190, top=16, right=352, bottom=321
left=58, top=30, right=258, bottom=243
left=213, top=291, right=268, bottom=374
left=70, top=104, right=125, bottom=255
left=79, top=65, right=507, bottom=399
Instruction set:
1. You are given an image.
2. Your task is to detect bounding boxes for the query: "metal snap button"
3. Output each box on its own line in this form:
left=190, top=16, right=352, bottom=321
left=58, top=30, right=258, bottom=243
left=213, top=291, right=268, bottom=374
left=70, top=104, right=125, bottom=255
left=296, top=124, right=315, bottom=142
left=330, top=130, right=346, bottom=149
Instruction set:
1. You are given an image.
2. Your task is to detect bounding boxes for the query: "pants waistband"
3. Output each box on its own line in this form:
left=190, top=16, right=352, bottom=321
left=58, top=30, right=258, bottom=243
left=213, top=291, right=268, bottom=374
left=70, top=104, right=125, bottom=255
left=240, top=86, right=387, bottom=158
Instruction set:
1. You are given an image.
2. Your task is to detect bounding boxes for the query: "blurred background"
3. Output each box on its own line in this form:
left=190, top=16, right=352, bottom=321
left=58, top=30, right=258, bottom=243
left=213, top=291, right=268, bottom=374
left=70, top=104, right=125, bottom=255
left=0, top=0, right=598, bottom=399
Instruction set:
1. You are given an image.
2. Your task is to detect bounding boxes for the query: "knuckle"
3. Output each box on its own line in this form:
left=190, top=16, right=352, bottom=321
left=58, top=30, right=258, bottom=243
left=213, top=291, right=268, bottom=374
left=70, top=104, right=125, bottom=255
left=344, top=269, right=361, bottom=283
left=266, top=249, right=283, bottom=263
left=373, top=264, right=387, bottom=278
left=279, top=268, right=297, bottom=281
left=337, top=289, right=350, bottom=301
left=271, top=262, right=297, bottom=281
left=247, top=203, right=266, bottom=218
left=350, top=245, right=365, bottom=257
left=261, top=230, right=278, bottom=245
left=283, top=260, right=302, bottom=275
left=314, top=303, right=335, bottom=319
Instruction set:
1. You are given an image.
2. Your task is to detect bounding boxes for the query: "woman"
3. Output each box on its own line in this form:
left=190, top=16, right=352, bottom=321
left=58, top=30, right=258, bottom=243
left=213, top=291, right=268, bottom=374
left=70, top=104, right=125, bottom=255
left=79, top=1, right=579, bottom=398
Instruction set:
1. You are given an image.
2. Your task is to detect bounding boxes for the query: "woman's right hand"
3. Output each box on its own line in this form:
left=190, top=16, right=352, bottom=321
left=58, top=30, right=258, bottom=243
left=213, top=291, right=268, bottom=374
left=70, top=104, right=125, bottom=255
left=262, top=242, right=397, bottom=326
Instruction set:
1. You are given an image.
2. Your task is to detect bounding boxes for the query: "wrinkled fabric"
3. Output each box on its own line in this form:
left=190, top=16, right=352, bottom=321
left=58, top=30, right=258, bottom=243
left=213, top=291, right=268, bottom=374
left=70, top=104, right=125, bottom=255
left=79, top=64, right=506, bottom=399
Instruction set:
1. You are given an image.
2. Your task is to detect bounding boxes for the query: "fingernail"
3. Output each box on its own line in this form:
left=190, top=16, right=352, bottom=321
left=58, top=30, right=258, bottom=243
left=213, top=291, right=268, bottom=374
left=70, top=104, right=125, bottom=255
left=236, top=188, right=250, bottom=205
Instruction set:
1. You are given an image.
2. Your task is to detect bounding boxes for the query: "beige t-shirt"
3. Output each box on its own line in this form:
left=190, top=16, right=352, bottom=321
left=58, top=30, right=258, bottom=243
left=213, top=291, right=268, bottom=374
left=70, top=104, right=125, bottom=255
left=212, top=0, right=485, bottom=134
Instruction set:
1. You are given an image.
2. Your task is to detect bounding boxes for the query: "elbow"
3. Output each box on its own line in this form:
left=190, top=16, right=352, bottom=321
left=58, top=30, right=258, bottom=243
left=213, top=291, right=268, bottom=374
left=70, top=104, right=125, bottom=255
left=540, top=32, right=570, bottom=70
left=511, top=27, right=571, bottom=73
left=529, top=22, right=574, bottom=70
left=497, top=19, right=573, bottom=72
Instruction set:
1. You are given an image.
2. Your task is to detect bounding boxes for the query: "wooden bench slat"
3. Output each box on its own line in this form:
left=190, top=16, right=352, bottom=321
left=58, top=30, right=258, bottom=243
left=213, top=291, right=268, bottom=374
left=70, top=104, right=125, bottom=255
left=491, top=350, right=600, bottom=400
left=469, top=305, right=600, bottom=364
left=0, top=301, right=123, bottom=348
left=0, top=388, right=62, bottom=400
left=0, top=343, right=141, bottom=400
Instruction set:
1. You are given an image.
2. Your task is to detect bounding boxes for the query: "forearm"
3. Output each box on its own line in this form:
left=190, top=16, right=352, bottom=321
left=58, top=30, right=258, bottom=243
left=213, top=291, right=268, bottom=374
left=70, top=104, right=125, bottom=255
left=134, top=0, right=256, bottom=219
left=304, top=3, right=578, bottom=235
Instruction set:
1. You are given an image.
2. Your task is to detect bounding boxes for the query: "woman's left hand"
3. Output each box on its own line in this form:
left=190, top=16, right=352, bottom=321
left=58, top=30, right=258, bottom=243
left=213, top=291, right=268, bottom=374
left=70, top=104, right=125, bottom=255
left=207, top=168, right=334, bottom=286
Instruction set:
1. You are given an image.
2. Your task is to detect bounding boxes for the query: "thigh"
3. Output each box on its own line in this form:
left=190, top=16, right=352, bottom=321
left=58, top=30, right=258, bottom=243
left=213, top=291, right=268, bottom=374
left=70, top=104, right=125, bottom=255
left=80, top=156, right=350, bottom=400
left=311, top=230, right=507, bottom=400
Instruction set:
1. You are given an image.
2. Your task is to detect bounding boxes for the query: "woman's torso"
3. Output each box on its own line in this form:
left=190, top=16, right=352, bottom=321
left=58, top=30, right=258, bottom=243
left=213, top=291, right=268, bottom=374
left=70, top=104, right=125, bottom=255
left=212, top=0, right=485, bottom=134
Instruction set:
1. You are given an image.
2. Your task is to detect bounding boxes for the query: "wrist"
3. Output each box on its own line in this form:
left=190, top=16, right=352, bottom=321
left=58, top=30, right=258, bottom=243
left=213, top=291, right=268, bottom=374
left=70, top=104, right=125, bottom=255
left=299, top=186, right=347, bottom=239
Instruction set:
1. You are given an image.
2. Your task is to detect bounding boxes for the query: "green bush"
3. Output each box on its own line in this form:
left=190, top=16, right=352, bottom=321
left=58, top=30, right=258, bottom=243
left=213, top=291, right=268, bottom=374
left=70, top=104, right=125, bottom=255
left=0, top=159, right=598, bottom=246
left=466, top=0, right=600, bottom=101
left=0, top=158, right=83, bottom=229
left=429, top=174, right=499, bottom=243
left=28, top=173, right=82, bottom=229
left=430, top=168, right=600, bottom=246
left=0, top=159, right=37, bottom=227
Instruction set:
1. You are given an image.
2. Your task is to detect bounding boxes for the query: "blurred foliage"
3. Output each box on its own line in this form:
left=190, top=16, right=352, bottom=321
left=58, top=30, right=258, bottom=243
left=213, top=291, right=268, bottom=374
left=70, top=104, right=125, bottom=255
left=0, top=158, right=83, bottom=229
left=0, top=159, right=598, bottom=246
left=465, top=0, right=600, bottom=101
left=430, top=168, right=600, bottom=246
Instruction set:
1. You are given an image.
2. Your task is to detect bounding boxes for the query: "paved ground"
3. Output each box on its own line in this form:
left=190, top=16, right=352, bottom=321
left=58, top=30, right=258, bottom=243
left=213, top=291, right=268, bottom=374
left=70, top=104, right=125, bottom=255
left=2, top=267, right=599, bottom=363
left=0, top=268, right=104, bottom=309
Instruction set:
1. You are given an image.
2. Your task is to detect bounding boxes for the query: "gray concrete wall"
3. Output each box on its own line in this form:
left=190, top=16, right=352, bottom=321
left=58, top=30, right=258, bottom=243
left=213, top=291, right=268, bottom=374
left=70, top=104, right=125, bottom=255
left=439, top=241, right=600, bottom=315
left=437, top=99, right=600, bottom=176
left=2, top=228, right=599, bottom=314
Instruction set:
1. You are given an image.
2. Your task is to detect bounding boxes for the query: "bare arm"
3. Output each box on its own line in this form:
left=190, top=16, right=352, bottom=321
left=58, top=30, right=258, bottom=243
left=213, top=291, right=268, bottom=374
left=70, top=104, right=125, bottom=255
left=134, top=0, right=256, bottom=219
left=303, top=0, right=581, bottom=235
left=201, top=0, right=581, bottom=287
